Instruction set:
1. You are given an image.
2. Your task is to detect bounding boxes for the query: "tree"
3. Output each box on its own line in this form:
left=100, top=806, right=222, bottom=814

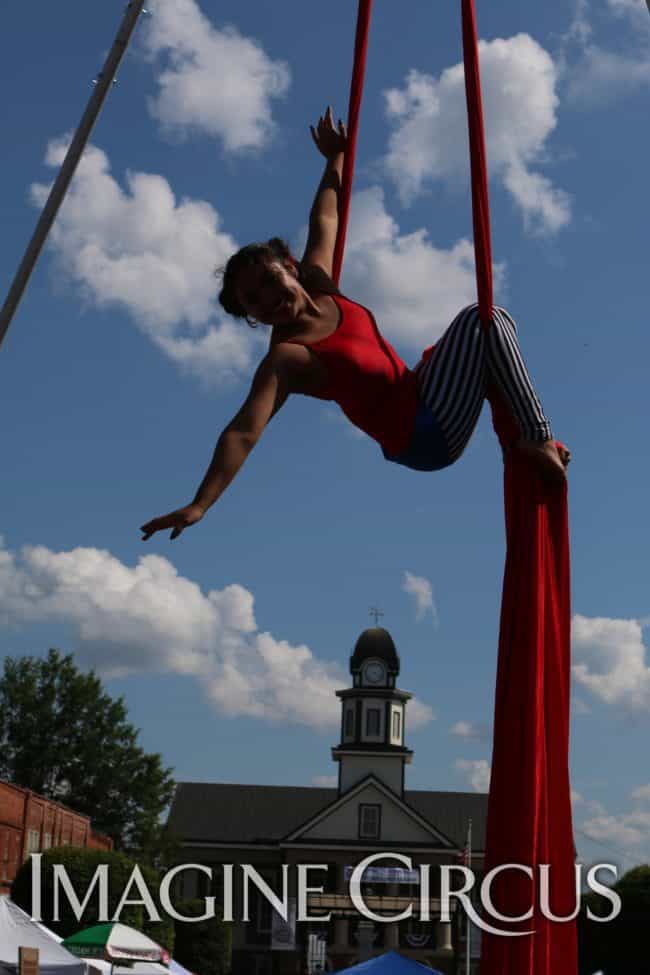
left=579, top=864, right=650, bottom=975
left=0, top=649, right=175, bottom=855
left=173, top=899, right=232, bottom=975
left=11, top=847, right=174, bottom=952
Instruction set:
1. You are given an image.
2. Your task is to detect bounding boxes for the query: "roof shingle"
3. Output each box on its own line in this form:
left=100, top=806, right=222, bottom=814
left=167, top=782, right=487, bottom=851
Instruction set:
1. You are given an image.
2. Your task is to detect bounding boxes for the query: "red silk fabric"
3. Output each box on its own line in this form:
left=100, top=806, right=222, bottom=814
left=335, top=2, right=577, bottom=970
left=332, top=0, right=373, bottom=287
left=462, top=1, right=577, bottom=970
left=481, top=393, right=578, bottom=974
left=461, top=0, right=493, bottom=325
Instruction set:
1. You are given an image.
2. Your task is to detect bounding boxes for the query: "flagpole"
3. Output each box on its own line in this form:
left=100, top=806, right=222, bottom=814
left=0, top=0, right=147, bottom=351
left=466, top=819, right=472, bottom=975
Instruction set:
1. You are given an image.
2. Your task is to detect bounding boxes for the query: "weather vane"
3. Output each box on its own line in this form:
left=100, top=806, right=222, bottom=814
left=369, top=607, right=384, bottom=626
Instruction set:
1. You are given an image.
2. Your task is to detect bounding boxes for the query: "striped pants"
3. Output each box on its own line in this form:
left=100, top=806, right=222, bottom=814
left=415, top=304, right=553, bottom=462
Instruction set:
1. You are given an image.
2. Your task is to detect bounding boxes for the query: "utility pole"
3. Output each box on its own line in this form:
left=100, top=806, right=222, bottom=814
left=0, top=1, right=147, bottom=350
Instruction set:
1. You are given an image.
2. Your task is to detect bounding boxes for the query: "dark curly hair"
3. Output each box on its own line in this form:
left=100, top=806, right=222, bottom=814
left=217, top=237, right=296, bottom=325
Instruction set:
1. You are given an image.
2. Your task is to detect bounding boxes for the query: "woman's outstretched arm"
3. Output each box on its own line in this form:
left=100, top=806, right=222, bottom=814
left=302, top=106, right=346, bottom=276
left=140, top=350, right=295, bottom=541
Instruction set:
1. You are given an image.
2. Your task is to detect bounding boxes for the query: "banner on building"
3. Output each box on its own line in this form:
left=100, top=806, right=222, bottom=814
left=344, top=865, right=420, bottom=885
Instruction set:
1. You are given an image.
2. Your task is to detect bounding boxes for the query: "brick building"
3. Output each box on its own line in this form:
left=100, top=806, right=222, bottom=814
left=0, top=780, right=113, bottom=894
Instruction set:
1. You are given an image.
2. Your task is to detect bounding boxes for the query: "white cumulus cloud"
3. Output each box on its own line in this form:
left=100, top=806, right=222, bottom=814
left=571, top=787, right=650, bottom=866
left=455, top=759, right=491, bottom=793
left=565, top=46, right=650, bottom=103
left=30, top=138, right=257, bottom=384
left=560, top=0, right=650, bottom=103
left=450, top=720, right=492, bottom=743
left=0, top=539, right=434, bottom=732
left=571, top=614, right=650, bottom=711
left=578, top=806, right=650, bottom=867
left=142, top=0, right=290, bottom=152
left=340, top=186, right=506, bottom=351
left=402, top=571, right=438, bottom=624
left=383, top=34, right=571, bottom=235
left=33, top=142, right=494, bottom=379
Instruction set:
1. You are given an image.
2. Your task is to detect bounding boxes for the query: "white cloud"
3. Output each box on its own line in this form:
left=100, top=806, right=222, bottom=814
left=30, top=138, right=257, bottom=383
left=0, top=539, right=434, bottom=732
left=142, top=0, right=290, bottom=152
left=409, top=698, right=437, bottom=727
left=578, top=808, right=650, bottom=867
left=572, top=789, right=606, bottom=817
left=572, top=785, right=650, bottom=866
left=383, top=35, right=571, bottom=235
left=565, top=46, right=650, bottom=103
left=340, top=186, right=506, bottom=350
left=33, top=142, right=495, bottom=378
left=571, top=614, right=650, bottom=711
left=312, top=775, right=337, bottom=788
left=607, top=0, right=650, bottom=27
left=450, top=720, right=492, bottom=743
left=402, top=572, right=437, bottom=624
left=560, top=0, right=650, bottom=103
left=455, top=759, right=491, bottom=793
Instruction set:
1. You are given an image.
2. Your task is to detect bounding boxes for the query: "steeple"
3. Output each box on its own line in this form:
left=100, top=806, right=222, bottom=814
left=332, top=625, right=413, bottom=797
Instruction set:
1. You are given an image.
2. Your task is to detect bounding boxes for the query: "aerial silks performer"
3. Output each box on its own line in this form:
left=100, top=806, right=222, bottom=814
left=142, top=2, right=577, bottom=971
left=140, top=107, right=567, bottom=541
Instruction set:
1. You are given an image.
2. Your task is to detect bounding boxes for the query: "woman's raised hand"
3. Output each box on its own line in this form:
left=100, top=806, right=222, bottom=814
left=310, top=106, right=347, bottom=159
left=140, top=503, right=205, bottom=541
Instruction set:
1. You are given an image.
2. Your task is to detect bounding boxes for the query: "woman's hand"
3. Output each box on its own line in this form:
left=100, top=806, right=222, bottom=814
left=140, top=503, right=205, bottom=541
left=310, top=106, right=347, bottom=159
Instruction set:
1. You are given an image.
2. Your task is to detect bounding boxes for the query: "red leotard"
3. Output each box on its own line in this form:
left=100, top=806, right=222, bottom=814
left=299, top=293, right=418, bottom=457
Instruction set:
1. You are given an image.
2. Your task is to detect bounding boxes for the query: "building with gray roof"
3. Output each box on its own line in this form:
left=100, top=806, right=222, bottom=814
left=166, top=628, right=487, bottom=975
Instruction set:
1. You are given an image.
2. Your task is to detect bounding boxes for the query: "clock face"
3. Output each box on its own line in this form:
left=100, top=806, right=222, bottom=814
left=364, top=662, right=385, bottom=684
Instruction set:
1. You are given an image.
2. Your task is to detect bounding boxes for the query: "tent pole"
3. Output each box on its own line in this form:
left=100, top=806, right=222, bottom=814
left=0, top=0, right=147, bottom=351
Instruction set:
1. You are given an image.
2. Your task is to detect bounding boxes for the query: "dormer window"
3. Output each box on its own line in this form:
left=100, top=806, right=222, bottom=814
left=358, top=803, right=381, bottom=839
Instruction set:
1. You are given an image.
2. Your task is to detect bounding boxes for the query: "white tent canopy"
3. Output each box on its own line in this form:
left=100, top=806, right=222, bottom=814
left=71, top=958, right=194, bottom=975
left=0, top=898, right=86, bottom=975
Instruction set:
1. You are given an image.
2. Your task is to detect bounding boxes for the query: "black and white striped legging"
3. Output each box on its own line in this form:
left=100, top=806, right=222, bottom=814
left=415, top=304, right=552, bottom=462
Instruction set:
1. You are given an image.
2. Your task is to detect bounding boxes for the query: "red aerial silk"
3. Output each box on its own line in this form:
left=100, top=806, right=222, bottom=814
left=332, top=0, right=373, bottom=287
left=461, top=1, right=577, bottom=970
left=335, top=2, right=578, bottom=973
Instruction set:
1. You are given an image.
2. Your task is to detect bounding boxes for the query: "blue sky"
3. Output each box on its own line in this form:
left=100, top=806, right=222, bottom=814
left=1, top=0, right=650, bottom=874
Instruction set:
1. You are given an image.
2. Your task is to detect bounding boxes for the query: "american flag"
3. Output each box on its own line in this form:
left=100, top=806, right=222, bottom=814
left=458, top=820, right=472, bottom=866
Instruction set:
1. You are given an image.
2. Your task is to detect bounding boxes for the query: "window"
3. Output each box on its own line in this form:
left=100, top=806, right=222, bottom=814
left=358, top=804, right=381, bottom=840
left=392, top=710, right=402, bottom=741
left=42, top=833, right=52, bottom=850
left=26, top=830, right=41, bottom=855
left=344, top=707, right=355, bottom=738
left=365, top=708, right=381, bottom=736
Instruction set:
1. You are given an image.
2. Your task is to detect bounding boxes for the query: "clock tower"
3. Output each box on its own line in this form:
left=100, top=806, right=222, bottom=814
left=332, top=626, right=413, bottom=797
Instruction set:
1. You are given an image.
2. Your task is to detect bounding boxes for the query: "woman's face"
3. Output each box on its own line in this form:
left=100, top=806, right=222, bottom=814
left=235, top=260, right=304, bottom=326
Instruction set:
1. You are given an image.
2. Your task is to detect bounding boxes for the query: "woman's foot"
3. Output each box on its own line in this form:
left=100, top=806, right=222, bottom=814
left=512, top=438, right=569, bottom=485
